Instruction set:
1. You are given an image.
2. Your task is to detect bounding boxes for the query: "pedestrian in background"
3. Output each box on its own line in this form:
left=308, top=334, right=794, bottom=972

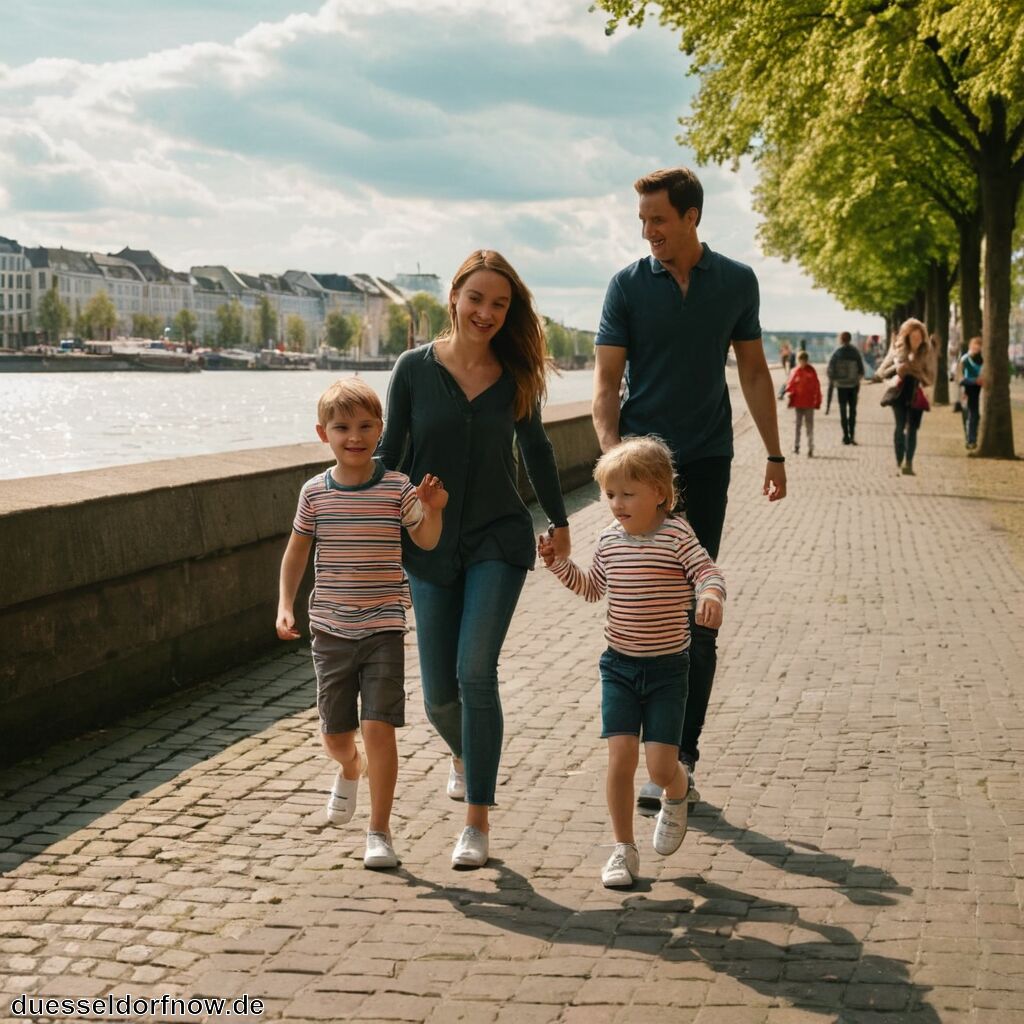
left=827, top=331, right=866, bottom=445
left=959, top=335, right=984, bottom=450
left=785, top=350, right=822, bottom=457
left=875, top=318, right=936, bottom=476
left=779, top=340, right=793, bottom=374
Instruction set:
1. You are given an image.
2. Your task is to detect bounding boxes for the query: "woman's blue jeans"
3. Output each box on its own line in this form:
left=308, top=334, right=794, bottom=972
left=407, top=560, right=527, bottom=806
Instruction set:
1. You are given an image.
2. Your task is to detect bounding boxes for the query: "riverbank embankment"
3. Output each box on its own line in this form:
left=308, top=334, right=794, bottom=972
left=0, top=403, right=599, bottom=764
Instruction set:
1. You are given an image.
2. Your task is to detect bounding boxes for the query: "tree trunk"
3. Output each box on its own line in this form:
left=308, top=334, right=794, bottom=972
left=975, top=131, right=1020, bottom=458
left=958, top=204, right=983, bottom=346
left=929, top=259, right=952, bottom=405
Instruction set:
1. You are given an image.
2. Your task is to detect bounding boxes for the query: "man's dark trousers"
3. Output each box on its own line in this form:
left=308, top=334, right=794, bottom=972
left=676, top=456, right=731, bottom=769
left=837, top=386, right=860, bottom=442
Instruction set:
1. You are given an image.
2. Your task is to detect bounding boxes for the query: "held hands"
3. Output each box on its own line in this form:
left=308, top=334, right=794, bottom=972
left=537, top=525, right=570, bottom=566
left=763, top=460, right=787, bottom=502
left=537, top=532, right=556, bottom=568
left=416, top=473, right=449, bottom=511
left=276, top=608, right=300, bottom=641
left=695, top=594, right=724, bottom=629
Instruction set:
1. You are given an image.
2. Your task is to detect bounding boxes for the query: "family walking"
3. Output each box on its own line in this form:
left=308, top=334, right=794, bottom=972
left=276, top=166, right=788, bottom=888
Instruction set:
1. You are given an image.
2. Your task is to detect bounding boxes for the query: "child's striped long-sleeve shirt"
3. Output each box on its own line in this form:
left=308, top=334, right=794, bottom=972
left=547, top=514, right=725, bottom=657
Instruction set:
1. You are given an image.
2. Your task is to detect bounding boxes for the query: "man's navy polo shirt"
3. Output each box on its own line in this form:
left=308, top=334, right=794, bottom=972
left=595, top=245, right=761, bottom=465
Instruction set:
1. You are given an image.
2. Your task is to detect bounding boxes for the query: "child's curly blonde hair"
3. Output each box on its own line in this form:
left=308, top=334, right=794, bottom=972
left=593, top=435, right=677, bottom=510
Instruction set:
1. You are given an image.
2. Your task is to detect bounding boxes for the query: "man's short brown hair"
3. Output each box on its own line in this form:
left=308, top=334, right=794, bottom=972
left=634, top=167, right=704, bottom=225
left=317, top=376, right=383, bottom=426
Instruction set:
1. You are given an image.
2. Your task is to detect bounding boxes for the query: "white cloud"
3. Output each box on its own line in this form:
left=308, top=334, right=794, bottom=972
left=0, top=0, right=883, bottom=334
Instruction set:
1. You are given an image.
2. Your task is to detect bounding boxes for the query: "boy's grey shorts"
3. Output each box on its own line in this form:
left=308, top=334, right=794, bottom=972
left=310, top=629, right=406, bottom=734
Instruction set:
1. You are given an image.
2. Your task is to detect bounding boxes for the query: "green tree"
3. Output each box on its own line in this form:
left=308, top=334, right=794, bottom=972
left=751, top=117, right=960, bottom=397
left=285, top=314, right=307, bottom=352
left=544, top=319, right=573, bottom=361
left=214, top=300, right=244, bottom=349
left=408, top=292, right=448, bottom=340
left=571, top=328, right=596, bottom=358
left=325, top=311, right=361, bottom=351
left=131, top=313, right=163, bottom=339
left=172, top=308, right=198, bottom=344
left=598, top=0, right=1024, bottom=456
left=257, top=295, right=277, bottom=347
left=83, top=290, right=117, bottom=340
left=384, top=304, right=412, bottom=354
left=73, top=302, right=88, bottom=340
left=37, top=284, right=70, bottom=344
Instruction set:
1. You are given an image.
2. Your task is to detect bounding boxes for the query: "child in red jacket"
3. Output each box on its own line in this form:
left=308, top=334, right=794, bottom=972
left=785, top=351, right=822, bottom=457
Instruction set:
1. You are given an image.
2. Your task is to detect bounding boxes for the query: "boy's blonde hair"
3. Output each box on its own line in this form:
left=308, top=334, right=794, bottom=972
left=797, top=349, right=809, bottom=363
left=317, top=376, right=383, bottom=426
left=593, top=436, right=677, bottom=510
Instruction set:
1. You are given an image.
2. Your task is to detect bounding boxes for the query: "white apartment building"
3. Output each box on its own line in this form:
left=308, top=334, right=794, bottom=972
left=113, top=249, right=193, bottom=330
left=2, top=235, right=425, bottom=354
left=0, top=237, right=34, bottom=348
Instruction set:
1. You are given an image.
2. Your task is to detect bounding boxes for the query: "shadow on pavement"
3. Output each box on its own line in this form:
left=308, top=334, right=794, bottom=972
left=0, top=649, right=313, bottom=875
left=401, top=860, right=940, bottom=1022
left=686, top=803, right=912, bottom=906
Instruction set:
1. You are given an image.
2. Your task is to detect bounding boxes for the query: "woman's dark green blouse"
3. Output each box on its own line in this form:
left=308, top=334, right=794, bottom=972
left=377, top=343, right=568, bottom=585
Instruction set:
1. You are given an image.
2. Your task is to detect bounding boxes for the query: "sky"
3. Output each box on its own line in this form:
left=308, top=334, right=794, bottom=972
left=0, top=0, right=883, bottom=334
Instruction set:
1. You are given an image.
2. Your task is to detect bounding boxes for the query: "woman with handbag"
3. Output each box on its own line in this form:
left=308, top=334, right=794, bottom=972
left=875, top=318, right=936, bottom=476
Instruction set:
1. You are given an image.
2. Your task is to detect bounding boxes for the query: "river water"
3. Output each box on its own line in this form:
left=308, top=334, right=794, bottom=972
left=0, top=368, right=596, bottom=480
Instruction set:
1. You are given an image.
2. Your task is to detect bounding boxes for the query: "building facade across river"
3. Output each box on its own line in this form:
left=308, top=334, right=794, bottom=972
left=0, top=235, right=428, bottom=356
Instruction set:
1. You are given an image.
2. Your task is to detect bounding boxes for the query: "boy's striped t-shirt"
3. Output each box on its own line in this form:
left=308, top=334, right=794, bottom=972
left=548, top=514, right=725, bottom=657
left=293, top=463, right=424, bottom=639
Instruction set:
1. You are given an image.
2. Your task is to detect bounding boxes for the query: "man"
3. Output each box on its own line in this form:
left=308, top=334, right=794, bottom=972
left=592, top=167, right=787, bottom=812
left=826, top=331, right=866, bottom=445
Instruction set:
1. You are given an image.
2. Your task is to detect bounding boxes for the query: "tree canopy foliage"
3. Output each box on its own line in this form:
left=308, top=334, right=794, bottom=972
left=285, top=314, right=307, bottom=352
left=214, top=300, right=244, bottom=349
left=83, top=290, right=117, bottom=340
left=325, top=311, right=361, bottom=351
left=37, top=284, right=70, bottom=343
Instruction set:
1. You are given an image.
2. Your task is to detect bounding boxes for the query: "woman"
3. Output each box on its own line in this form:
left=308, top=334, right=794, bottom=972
left=378, top=250, right=571, bottom=868
left=875, top=318, right=936, bottom=476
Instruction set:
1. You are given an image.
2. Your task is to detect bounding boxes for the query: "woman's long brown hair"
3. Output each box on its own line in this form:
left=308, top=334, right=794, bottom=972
left=439, top=249, right=550, bottom=420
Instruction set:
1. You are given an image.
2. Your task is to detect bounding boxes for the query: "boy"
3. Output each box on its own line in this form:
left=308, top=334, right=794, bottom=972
left=785, top=350, right=822, bottom=457
left=277, top=377, right=448, bottom=869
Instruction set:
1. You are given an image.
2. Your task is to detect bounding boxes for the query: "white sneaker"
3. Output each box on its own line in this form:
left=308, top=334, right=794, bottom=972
left=638, top=771, right=700, bottom=811
left=451, top=826, right=488, bottom=868
left=653, top=797, right=688, bottom=855
left=446, top=757, right=466, bottom=801
left=601, top=843, right=640, bottom=888
left=363, top=831, right=400, bottom=869
left=637, top=780, right=662, bottom=811
left=326, top=770, right=358, bottom=825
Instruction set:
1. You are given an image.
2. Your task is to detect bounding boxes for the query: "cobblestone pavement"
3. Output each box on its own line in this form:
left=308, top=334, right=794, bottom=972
left=3, top=376, right=1023, bottom=1023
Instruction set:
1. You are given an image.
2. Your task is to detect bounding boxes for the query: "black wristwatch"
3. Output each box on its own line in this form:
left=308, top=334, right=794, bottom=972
left=767, top=455, right=786, bottom=464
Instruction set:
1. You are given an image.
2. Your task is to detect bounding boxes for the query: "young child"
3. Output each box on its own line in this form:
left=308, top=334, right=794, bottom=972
left=537, top=436, right=725, bottom=889
left=785, top=350, right=822, bottom=456
left=276, top=377, right=448, bottom=869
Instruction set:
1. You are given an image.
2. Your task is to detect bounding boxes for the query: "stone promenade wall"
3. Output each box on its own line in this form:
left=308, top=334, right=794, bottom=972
left=0, top=402, right=598, bottom=763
